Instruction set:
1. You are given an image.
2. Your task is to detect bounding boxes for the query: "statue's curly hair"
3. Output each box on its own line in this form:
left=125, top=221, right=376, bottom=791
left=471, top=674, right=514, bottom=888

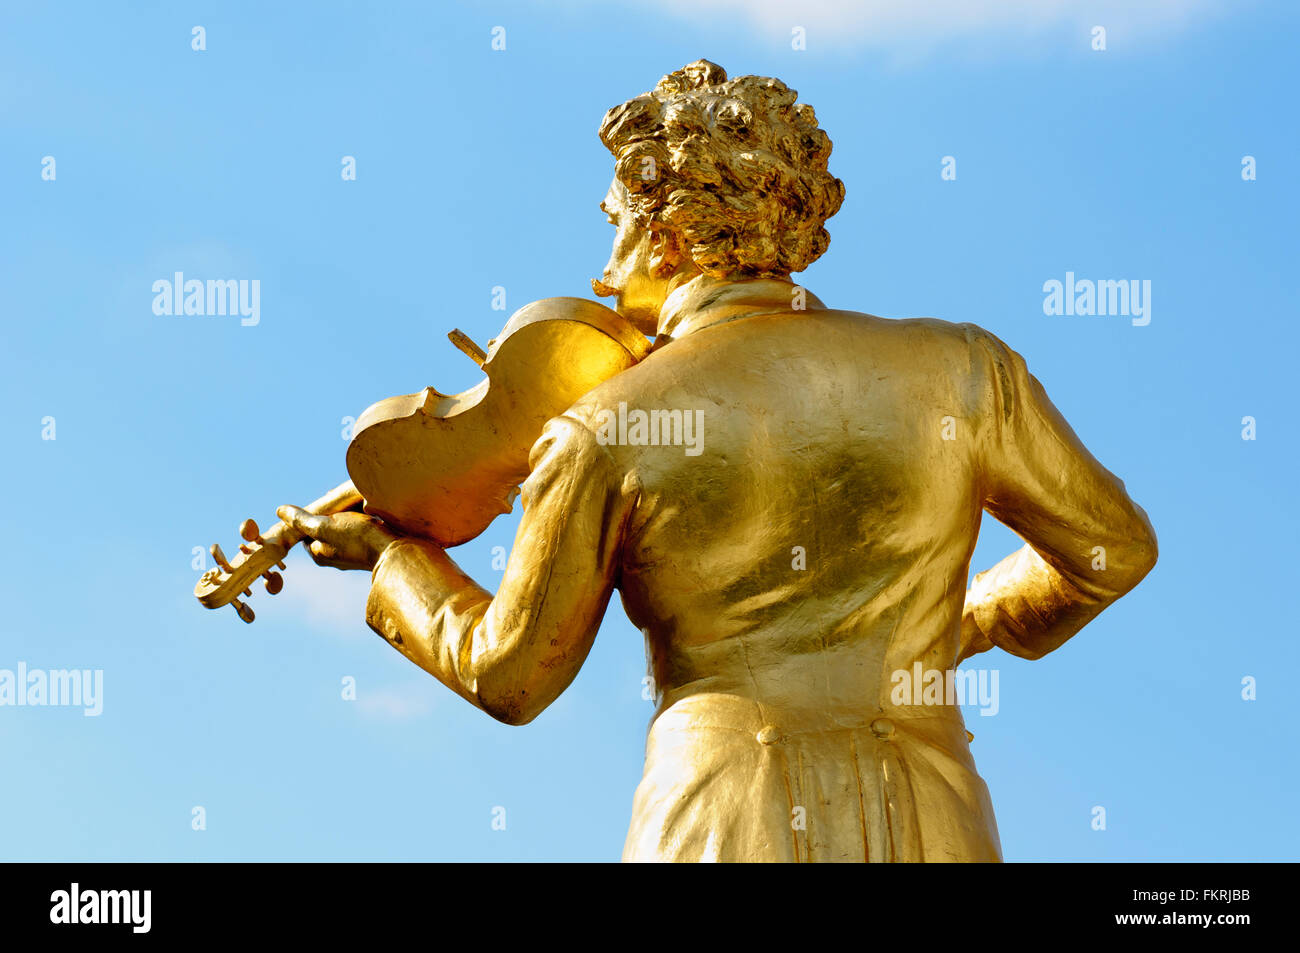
left=598, top=60, right=845, bottom=279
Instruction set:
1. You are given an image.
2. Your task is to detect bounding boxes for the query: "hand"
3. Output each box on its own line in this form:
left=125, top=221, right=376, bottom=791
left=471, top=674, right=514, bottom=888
left=277, top=505, right=400, bottom=572
left=956, top=609, right=995, bottom=664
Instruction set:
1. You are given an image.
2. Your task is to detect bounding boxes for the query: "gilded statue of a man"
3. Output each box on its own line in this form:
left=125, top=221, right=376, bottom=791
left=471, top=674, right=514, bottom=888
left=279, top=61, right=1158, bottom=862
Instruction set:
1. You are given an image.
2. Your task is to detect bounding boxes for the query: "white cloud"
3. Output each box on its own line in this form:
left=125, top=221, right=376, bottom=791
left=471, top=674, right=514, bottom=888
left=356, top=684, right=437, bottom=721
left=639, top=0, right=1227, bottom=51
left=253, top=550, right=373, bottom=641
left=244, top=550, right=439, bottom=721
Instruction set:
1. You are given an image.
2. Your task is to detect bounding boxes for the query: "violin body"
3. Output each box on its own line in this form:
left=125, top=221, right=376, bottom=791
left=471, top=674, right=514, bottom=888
left=195, top=296, right=649, bottom=622
left=346, top=297, right=650, bottom=543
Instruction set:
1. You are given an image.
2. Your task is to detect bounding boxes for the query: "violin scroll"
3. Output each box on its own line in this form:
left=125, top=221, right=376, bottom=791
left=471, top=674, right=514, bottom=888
left=194, top=481, right=363, bottom=623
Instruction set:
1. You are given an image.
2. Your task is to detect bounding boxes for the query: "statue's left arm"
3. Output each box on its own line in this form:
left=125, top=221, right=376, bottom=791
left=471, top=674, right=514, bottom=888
left=958, top=330, right=1158, bottom=663
left=363, top=416, right=634, bottom=724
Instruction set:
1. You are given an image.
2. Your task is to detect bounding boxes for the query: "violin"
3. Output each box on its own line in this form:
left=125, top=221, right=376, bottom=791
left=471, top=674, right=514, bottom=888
left=194, top=297, right=650, bottom=623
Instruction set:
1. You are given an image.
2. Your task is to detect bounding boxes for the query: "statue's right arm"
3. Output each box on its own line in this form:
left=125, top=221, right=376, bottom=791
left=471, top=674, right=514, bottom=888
left=957, top=331, right=1158, bottom=663
left=361, top=416, right=635, bottom=724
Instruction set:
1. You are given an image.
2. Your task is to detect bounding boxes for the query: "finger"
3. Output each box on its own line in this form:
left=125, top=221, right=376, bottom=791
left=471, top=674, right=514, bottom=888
left=277, top=505, right=329, bottom=540
left=309, top=540, right=341, bottom=562
left=309, top=540, right=349, bottom=571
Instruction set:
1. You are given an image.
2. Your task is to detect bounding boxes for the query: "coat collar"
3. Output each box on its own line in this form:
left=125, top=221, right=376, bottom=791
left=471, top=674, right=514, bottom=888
left=654, top=276, right=827, bottom=344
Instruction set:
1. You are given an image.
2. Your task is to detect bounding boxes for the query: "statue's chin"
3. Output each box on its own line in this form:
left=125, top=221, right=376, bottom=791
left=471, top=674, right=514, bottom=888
left=614, top=299, right=660, bottom=335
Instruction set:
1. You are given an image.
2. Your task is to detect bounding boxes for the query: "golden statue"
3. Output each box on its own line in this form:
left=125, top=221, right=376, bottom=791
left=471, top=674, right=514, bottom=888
left=196, top=60, right=1157, bottom=862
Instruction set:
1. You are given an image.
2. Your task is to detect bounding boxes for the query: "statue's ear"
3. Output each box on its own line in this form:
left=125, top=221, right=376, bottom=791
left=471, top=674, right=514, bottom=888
left=647, top=227, right=682, bottom=279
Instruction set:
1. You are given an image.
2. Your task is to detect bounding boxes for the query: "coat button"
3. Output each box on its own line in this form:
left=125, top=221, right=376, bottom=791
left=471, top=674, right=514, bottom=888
left=755, top=725, right=782, bottom=745
left=870, top=718, right=895, bottom=740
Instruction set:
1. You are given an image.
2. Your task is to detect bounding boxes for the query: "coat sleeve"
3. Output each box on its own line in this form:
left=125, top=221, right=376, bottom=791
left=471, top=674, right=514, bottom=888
left=364, top=415, right=635, bottom=724
left=958, top=330, right=1158, bottom=662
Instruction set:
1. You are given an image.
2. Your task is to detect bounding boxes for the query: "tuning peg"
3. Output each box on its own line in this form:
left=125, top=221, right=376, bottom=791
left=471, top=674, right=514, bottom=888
left=231, top=597, right=255, bottom=624
left=262, top=570, right=283, bottom=595
left=210, top=543, right=235, bottom=574
left=240, top=519, right=263, bottom=544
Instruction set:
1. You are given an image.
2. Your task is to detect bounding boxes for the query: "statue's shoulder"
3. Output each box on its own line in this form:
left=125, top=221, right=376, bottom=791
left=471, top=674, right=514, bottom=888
left=820, top=309, right=1007, bottom=353
left=809, top=311, right=1028, bottom=403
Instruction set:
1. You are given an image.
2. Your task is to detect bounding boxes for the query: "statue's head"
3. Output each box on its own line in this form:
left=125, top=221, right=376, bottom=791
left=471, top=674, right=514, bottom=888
left=593, top=60, right=845, bottom=331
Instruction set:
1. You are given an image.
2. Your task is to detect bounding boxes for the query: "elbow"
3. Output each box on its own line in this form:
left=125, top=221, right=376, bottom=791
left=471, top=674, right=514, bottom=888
left=1074, top=513, right=1157, bottom=604
left=1133, top=505, right=1159, bottom=574
left=462, top=646, right=550, bottom=725
left=484, top=705, right=539, bottom=727
left=468, top=642, right=585, bottom=727
left=1137, top=531, right=1158, bottom=578
left=1116, top=512, right=1159, bottom=592
left=476, top=686, right=545, bottom=726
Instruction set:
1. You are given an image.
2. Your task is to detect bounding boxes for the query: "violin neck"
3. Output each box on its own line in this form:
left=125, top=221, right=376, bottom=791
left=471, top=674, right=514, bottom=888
left=305, top=480, right=364, bottom=516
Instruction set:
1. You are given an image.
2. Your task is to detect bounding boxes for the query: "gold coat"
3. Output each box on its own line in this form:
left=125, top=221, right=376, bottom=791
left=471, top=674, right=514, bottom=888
left=365, top=278, right=1157, bottom=862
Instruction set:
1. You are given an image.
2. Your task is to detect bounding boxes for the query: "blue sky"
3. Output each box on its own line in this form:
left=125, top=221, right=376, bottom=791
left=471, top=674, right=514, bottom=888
left=1, top=0, right=1296, bottom=861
